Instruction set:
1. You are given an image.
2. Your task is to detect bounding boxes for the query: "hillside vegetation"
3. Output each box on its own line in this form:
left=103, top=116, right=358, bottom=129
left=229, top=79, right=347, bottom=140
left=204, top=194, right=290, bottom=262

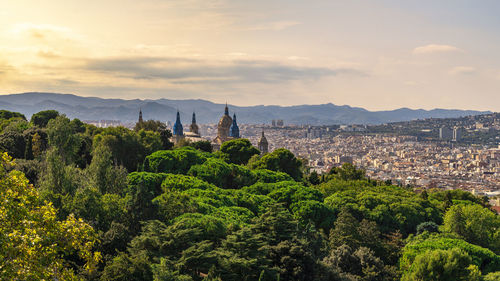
left=0, top=109, right=498, bottom=281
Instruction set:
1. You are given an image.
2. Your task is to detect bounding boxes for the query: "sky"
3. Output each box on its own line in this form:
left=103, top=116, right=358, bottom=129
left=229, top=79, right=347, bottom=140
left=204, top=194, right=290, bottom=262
left=0, top=0, right=499, bottom=111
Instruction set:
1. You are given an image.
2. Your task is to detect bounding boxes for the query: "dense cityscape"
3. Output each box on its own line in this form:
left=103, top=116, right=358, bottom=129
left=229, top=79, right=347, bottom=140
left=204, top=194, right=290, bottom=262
left=83, top=112, right=500, bottom=200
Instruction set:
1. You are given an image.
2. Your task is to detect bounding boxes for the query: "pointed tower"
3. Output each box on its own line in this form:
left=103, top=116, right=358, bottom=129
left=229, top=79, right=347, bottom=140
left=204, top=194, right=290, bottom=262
left=258, top=130, right=268, bottom=154
left=230, top=113, right=240, bottom=138
left=214, top=103, right=232, bottom=145
left=173, top=111, right=183, bottom=136
left=172, top=110, right=184, bottom=145
left=189, top=112, right=199, bottom=135
left=138, top=108, right=143, bottom=123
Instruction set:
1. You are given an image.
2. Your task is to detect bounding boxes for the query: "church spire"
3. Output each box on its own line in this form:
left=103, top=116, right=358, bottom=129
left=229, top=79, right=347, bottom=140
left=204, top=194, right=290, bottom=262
left=190, top=111, right=199, bottom=135
left=258, top=130, right=268, bottom=154
left=138, top=108, right=143, bottom=123
left=230, top=113, right=239, bottom=138
left=173, top=110, right=183, bottom=136
left=224, top=102, right=229, bottom=116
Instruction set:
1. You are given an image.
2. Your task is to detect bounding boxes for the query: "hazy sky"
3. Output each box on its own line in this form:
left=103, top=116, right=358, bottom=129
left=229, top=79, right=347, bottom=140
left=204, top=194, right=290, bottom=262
left=1, top=0, right=499, bottom=110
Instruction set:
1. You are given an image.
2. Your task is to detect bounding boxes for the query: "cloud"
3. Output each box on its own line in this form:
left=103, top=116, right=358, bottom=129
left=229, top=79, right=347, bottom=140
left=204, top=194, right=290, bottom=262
left=10, top=23, right=76, bottom=40
left=449, top=66, right=477, bottom=75
left=413, top=44, right=462, bottom=55
left=246, top=21, right=301, bottom=31
left=83, top=56, right=365, bottom=84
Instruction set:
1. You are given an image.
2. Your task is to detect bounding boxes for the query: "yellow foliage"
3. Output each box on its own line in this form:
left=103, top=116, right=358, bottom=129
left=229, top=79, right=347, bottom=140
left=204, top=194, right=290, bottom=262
left=0, top=152, right=101, bottom=280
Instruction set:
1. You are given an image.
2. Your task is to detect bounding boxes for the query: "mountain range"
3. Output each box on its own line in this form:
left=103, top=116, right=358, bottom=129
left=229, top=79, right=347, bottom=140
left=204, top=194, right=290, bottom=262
left=0, top=92, right=492, bottom=125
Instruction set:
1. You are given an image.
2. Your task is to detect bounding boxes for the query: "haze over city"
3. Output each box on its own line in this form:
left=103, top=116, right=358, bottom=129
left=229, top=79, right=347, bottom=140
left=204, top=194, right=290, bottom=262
left=1, top=0, right=500, bottom=110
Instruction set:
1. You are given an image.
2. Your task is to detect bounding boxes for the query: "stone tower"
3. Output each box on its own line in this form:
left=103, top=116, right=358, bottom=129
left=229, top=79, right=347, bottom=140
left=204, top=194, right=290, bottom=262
left=213, top=103, right=232, bottom=145
left=258, top=130, right=268, bottom=154
left=190, top=112, right=199, bottom=135
left=138, top=108, right=143, bottom=123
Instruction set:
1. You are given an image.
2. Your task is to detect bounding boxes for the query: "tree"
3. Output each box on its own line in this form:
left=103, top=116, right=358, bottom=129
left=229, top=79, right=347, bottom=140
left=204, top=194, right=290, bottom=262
left=144, top=147, right=209, bottom=174
left=188, top=158, right=256, bottom=189
left=252, top=169, right=293, bottom=183
left=416, top=221, right=439, bottom=235
left=46, top=115, right=81, bottom=164
left=307, top=170, right=320, bottom=185
left=39, top=148, right=84, bottom=207
left=220, top=139, right=260, bottom=165
left=0, top=153, right=100, bottom=280
left=291, top=200, right=335, bottom=232
left=400, top=236, right=500, bottom=274
left=0, top=130, right=26, bottom=159
left=322, top=245, right=391, bottom=281
left=401, top=248, right=475, bottom=281
left=86, top=142, right=128, bottom=194
left=0, top=110, right=26, bottom=121
left=134, top=119, right=173, bottom=150
left=190, top=140, right=213, bottom=153
left=30, top=109, right=59, bottom=128
left=31, top=131, right=47, bottom=158
left=443, top=204, right=500, bottom=252
left=328, top=163, right=365, bottom=181
left=93, top=127, right=148, bottom=171
left=248, top=148, right=303, bottom=181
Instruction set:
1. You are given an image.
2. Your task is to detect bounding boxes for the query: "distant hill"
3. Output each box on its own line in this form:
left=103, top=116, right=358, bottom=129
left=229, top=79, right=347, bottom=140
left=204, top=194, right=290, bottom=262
left=0, top=92, right=492, bottom=125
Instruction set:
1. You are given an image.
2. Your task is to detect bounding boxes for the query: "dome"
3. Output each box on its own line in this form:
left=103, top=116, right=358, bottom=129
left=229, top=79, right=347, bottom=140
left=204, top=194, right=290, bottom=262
left=218, top=114, right=232, bottom=129
left=214, top=104, right=234, bottom=143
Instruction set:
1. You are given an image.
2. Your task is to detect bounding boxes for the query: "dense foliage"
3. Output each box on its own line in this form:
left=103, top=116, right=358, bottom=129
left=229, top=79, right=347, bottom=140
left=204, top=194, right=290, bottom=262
left=0, top=109, right=498, bottom=280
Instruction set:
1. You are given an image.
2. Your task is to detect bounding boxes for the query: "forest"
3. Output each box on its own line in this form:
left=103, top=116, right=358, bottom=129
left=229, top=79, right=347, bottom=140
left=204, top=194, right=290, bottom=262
left=0, top=109, right=499, bottom=281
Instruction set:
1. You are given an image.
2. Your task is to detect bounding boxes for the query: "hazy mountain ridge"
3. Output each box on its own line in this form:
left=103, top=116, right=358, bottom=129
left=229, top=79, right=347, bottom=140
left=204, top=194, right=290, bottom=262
left=0, top=92, right=491, bottom=125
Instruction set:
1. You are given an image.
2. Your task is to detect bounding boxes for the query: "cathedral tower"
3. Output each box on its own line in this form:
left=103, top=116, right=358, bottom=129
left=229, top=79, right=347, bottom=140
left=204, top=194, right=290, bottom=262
left=258, top=130, right=268, bottom=154
left=172, top=110, right=184, bottom=144
left=214, top=103, right=232, bottom=145
left=138, top=108, right=143, bottom=123
left=190, top=112, right=199, bottom=135
left=229, top=113, right=240, bottom=138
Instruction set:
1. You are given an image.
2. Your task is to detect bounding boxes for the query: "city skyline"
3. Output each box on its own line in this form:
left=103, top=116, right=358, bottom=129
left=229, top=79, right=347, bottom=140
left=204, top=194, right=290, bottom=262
left=1, top=0, right=500, bottom=111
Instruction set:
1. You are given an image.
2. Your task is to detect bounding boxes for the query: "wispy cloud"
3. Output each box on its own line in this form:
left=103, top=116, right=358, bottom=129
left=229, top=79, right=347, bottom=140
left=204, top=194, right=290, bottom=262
left=413, top=44, right=462, bottom=55
left=449, top=66, right=477, bottom=75
left=83, top=56, right=365, bottom=84
left=246, top=21, right=301, bottom=31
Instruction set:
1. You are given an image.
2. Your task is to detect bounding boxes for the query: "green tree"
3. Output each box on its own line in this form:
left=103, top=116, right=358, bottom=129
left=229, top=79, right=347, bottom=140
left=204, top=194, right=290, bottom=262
left=252, top=169, right=293, bottom=183
left=416, top=221, right=439, bottom=235
left=307, top=170, right=321, bottom=185
left=93, top=127, right=148, bottom=171
left=220, top=139, right=260, bottom=165
left=39, top=148, right=84, bottom=212
left=190, top=140, right=213, bottom=153
left=0, top=110, right=26, bottom=121
left=46, top=115, right=81, bottom=164
left=443, top=204, right=500, bottom=252
left=0, top=153, right=100, bottom=280
left=30, top=109, right=59, bottom=128
left=134, top=119, right=173, bottom=150
left=0, top=129, right=26, bottom=158
left=188, top=158, right=256, bottom=189
left=400, top=235, right=500, bottom=274
left=248, top=148, right=303, bottom=181
left=402, top=248, right=476, bottom=281
left=143, top=146, right=209, bottom=174
left=328, top=163, right=365, bottom=181
left=31, top=131, right=47, bottom=158
left=86, top=142, right=128, bottom=194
